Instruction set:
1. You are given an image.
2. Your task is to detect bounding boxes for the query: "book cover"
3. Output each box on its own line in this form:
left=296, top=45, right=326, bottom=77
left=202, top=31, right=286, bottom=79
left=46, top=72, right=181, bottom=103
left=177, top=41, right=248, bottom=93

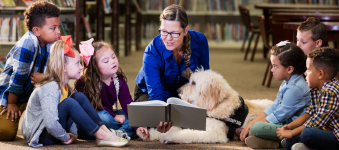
left=128, top=98, right=206, bottom=130
left=0, top=17, right=10, bottom=42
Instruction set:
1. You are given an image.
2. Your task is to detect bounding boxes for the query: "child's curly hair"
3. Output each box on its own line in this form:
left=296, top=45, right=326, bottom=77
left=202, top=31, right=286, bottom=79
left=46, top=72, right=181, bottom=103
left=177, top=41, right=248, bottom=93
left=270, top=42, right=307, bottom=75
left=308, top=47, right=339, bottom=79
left=24, top=0, right=60, bottom=31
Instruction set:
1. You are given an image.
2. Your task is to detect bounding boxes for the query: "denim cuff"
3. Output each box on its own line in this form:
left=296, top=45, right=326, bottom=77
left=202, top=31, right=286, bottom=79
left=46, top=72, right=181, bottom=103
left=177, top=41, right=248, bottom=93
left=266, top=113, right=280, bottom=124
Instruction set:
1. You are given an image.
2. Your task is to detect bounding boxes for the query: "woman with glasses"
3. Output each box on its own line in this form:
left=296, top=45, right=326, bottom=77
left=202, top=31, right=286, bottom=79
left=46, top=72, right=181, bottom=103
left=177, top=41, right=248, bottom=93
left=134, top=4, right=210, bottom=138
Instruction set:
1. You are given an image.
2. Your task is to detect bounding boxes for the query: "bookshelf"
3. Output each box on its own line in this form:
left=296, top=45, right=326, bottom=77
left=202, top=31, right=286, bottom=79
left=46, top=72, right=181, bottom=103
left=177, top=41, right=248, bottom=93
left=0, top=0, right=87, bottom=51
left=135, top=0, right=264, bottom=49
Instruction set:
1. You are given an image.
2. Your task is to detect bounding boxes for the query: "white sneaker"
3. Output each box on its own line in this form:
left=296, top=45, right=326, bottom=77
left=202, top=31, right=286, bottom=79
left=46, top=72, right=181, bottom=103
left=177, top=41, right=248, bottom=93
left=291, top=143, right=316, bottom=150
left=110, top=129, right=131, bottom=140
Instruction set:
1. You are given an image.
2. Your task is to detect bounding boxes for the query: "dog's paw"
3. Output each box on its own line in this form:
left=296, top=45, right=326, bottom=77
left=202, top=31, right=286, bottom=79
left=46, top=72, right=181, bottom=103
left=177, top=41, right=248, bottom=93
left=160, top=136, right=174, bottom=144
left=137, top=130, right=148, bottom=141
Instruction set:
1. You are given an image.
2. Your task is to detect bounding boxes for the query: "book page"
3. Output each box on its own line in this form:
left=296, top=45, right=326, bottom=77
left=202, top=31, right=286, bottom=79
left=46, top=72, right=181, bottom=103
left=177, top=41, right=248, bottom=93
left=167, top=97, right=200, bottom=108
left=129, top=100, right=168, bottom=106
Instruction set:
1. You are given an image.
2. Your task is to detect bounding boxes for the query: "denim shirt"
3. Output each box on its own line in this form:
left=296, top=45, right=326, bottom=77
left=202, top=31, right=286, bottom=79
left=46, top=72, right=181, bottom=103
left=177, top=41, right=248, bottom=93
left=263, top=74, right=311, bottom=125
left=135, top=30, right=209, bottom=101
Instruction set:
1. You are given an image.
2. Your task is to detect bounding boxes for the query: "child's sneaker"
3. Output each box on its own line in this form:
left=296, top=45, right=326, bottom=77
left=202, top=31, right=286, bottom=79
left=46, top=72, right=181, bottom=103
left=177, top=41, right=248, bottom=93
left=281, top=138, right=286, bottom=149
left=291, top=143, right=316, bottom=150
left=110, top=129, right=131, bottom=140
left=245, top=135, right=279, bottom=149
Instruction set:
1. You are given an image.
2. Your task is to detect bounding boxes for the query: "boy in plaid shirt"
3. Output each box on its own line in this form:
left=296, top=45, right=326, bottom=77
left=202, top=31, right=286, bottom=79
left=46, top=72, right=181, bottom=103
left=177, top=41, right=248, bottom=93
left=277, top=47, right=339, bottom=150
left=0, top=1, right=60, bottom=141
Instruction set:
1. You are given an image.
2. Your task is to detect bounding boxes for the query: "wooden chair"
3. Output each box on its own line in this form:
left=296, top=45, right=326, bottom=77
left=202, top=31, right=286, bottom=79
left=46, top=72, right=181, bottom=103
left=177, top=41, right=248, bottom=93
left=258, top=16, right=273, bottom=88
left=238, top=5, right=261, bottom=61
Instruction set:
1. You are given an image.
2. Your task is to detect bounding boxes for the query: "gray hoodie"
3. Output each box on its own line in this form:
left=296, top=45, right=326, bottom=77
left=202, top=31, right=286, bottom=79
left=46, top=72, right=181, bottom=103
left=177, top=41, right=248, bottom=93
left=22, top=81, right=77, bottom=147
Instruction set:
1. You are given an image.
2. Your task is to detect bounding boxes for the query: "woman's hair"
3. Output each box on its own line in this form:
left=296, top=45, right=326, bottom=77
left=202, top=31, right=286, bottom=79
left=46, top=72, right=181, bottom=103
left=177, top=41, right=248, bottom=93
left=160, top=4, right=192, bottom=79
left=36, top=40, right=71, bottom=92
left=80, top=41, right=126, bottom=110
left=270, top=42, right=307, bottom=75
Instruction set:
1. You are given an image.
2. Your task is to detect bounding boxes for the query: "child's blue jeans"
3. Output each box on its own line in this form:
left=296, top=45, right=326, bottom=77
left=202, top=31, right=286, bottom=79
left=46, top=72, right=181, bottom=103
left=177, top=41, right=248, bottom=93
left=286, top=127, right=339, bottom=150
left=39, top=92, right=104, bottom=145
left=78, top=109, right=135, bottom=139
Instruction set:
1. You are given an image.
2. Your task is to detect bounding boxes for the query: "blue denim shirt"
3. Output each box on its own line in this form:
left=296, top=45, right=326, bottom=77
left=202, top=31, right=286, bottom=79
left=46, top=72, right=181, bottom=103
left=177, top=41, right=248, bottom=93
left=135, top=30, right=209, bottom=101
left=263, top=74, right=311, bottom=125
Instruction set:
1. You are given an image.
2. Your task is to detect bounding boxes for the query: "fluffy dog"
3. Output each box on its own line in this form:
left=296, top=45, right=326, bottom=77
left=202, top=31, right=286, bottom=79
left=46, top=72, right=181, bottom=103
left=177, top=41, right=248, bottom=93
left=138, top=69, right=273, bottom=144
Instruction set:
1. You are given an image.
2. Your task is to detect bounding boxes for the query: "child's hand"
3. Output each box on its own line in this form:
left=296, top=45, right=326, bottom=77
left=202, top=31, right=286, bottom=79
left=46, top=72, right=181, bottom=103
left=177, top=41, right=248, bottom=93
left=240, top=123, right=252, bottom=142
left=0, top=104, right=21, bottom=122
left=30, top=72, right=44, bottom=84
left=282, top=124, right=290, bottom=130
left=63, top=133, right=77, bottom=145
left=114, top=115, right=126, bottom=123
left=276, top=127, right=293, bottom=140
left=136, top=127, right=149, bottom=140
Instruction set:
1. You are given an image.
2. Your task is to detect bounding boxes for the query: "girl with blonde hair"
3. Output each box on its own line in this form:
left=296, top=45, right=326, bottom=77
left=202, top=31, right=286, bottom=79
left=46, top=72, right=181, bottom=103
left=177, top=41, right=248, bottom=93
left=22, top=36, right=129, bottom=147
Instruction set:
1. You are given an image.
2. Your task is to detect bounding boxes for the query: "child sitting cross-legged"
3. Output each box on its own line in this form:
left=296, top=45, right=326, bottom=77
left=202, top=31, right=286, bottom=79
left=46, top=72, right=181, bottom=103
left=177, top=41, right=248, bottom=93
left=277, top=47, right=339, bottom=150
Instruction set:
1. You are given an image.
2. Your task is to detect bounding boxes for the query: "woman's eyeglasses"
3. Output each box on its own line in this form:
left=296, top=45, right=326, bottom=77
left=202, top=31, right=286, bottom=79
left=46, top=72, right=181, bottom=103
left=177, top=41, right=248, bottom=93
left=158, top=30, right=183, bottom=38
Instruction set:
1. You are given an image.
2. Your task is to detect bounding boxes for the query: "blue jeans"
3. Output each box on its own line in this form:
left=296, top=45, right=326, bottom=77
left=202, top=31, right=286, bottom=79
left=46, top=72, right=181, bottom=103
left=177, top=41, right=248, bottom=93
left=78, top=109, right=135, bottom=139
left=286, top=128, right=339, bottom=150
left=39, top=92, right=104, bottom=145
left=98, top=109, right=135, bottom=137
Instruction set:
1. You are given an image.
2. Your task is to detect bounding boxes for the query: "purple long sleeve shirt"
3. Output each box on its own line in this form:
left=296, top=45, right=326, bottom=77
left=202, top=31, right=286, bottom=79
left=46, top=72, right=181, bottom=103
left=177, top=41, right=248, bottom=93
left=75, top=75, right=133, bottom=118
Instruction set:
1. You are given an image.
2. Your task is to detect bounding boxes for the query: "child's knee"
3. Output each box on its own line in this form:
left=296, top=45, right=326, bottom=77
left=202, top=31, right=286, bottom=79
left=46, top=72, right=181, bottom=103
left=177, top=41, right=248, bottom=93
left=72, top=92, right=86, bottom=99
left=249, top=122, right=267, bottom=136
left=97, top=110, right=114, bottom=124
left=0, top=125, right=18, bottom=141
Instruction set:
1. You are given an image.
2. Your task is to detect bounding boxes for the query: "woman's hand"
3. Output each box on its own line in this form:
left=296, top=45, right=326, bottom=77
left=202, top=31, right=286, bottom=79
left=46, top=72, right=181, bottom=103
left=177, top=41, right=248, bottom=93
left=114, top=114, right=126, bottom=123
left=63, top=133, right=77, bottom=145
left=240, top=123, right=252, bottom=142
left=136, top=127, right=149, bottom=139
left=156, top=122, right=173, bottom=133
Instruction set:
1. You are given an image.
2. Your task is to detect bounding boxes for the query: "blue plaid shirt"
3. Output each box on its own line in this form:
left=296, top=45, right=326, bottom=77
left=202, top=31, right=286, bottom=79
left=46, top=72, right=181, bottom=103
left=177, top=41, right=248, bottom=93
left=0, top=31, right=51, bottom=107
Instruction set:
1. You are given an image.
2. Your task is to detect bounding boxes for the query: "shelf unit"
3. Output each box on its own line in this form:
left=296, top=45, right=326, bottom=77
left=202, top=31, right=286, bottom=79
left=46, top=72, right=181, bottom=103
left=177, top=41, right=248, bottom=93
left=0, top=0, right=87, bottom=51
left=135, top=0, right=264, bottom=50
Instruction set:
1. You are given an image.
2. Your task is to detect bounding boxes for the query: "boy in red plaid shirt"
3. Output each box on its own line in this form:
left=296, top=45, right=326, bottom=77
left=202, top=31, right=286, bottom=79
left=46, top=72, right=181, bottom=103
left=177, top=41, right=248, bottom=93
left=276, top=47, right=339, bottom=150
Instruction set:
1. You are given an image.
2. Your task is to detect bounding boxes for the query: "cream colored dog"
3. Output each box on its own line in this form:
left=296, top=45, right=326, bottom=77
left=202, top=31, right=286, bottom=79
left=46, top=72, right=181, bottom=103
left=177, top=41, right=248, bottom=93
left=138, top=69, right=273, bottom=144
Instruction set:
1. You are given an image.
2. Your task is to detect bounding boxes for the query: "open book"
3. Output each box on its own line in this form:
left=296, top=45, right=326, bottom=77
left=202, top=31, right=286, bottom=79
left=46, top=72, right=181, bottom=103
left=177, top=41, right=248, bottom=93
left=128, top=98, right=206, bottom=130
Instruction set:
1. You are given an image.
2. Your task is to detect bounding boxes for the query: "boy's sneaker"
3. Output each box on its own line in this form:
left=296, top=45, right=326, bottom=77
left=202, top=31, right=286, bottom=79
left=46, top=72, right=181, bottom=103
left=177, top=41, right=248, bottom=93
left=245, top=135, right=279, bottom=149
left=291, top=143, right=316, bottom=150
left=110, top=129, right=131, bottom=140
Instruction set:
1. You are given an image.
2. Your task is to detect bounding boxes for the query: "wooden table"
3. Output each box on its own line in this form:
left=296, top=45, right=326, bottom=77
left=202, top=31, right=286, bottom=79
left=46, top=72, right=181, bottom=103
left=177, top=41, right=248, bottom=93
left=283, top=22, right=339, bottom=48
left=272, top=13, right=339, bottom=22
left=255, top=4, right=339, bottom=27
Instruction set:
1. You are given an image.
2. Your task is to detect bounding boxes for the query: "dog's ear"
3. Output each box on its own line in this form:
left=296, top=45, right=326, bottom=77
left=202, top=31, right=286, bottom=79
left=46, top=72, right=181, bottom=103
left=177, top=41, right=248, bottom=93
left=197, top=76, right=228, bottom=110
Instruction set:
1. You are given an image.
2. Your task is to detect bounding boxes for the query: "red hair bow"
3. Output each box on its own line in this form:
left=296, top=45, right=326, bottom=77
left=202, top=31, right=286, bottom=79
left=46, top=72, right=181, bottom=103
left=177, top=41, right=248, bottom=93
left=60, top=35, right=75, bottom=58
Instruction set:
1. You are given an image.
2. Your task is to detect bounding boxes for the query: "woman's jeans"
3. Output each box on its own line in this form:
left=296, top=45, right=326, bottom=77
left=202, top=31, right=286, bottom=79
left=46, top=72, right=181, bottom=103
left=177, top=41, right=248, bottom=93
left=78, top=109, right=135, bottom=139
left=286, top=127, right=339, bottom=150
left=39, top=92, right=104, bottom=145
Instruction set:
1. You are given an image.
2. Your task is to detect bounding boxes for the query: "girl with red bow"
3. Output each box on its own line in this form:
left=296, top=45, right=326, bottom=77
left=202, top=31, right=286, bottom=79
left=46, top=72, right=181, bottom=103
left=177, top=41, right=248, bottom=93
left=22, top=36, right=129, bottom=147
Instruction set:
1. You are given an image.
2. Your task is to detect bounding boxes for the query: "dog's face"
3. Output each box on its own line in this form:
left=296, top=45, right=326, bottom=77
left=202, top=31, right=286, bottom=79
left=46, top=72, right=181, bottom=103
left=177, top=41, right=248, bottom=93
left=178, top=69, right=230, bottom=111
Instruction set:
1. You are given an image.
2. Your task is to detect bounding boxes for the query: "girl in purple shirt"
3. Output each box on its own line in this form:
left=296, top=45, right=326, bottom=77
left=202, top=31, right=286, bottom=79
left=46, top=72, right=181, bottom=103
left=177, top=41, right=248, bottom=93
left=75, top=40, right=135, bottom=139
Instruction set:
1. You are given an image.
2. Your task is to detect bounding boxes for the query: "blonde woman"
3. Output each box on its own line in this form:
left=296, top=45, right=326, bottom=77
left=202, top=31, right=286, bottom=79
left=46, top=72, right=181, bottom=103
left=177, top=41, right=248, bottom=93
left=21, top=37, right=128, bottom=147
left=134, top=4, right=210, bottom=136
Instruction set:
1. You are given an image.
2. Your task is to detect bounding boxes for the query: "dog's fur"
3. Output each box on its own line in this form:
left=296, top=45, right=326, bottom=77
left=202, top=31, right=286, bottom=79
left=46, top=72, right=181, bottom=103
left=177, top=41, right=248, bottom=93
left=138, top=69, right=273, bottom=144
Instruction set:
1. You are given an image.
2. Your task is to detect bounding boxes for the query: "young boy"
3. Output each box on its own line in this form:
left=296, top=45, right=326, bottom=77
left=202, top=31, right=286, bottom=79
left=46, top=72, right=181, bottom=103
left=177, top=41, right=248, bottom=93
left=276, top=47, right=339, bottom=150
left=296, top=17, right=327, bottom=54
left=0, top=1, right=60, bottom=141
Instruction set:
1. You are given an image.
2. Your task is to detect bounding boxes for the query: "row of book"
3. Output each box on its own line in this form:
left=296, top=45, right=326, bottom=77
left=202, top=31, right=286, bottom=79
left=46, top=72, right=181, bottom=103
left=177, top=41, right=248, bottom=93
left=139, top=0, right=248, bottom=12
left=0, top=17, right=74, bottom=42
left=267, top=0, right=339, bottom=4
left=0, top=0, right=75, bottom=7
left=141, top=22, right=247, bottom=42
